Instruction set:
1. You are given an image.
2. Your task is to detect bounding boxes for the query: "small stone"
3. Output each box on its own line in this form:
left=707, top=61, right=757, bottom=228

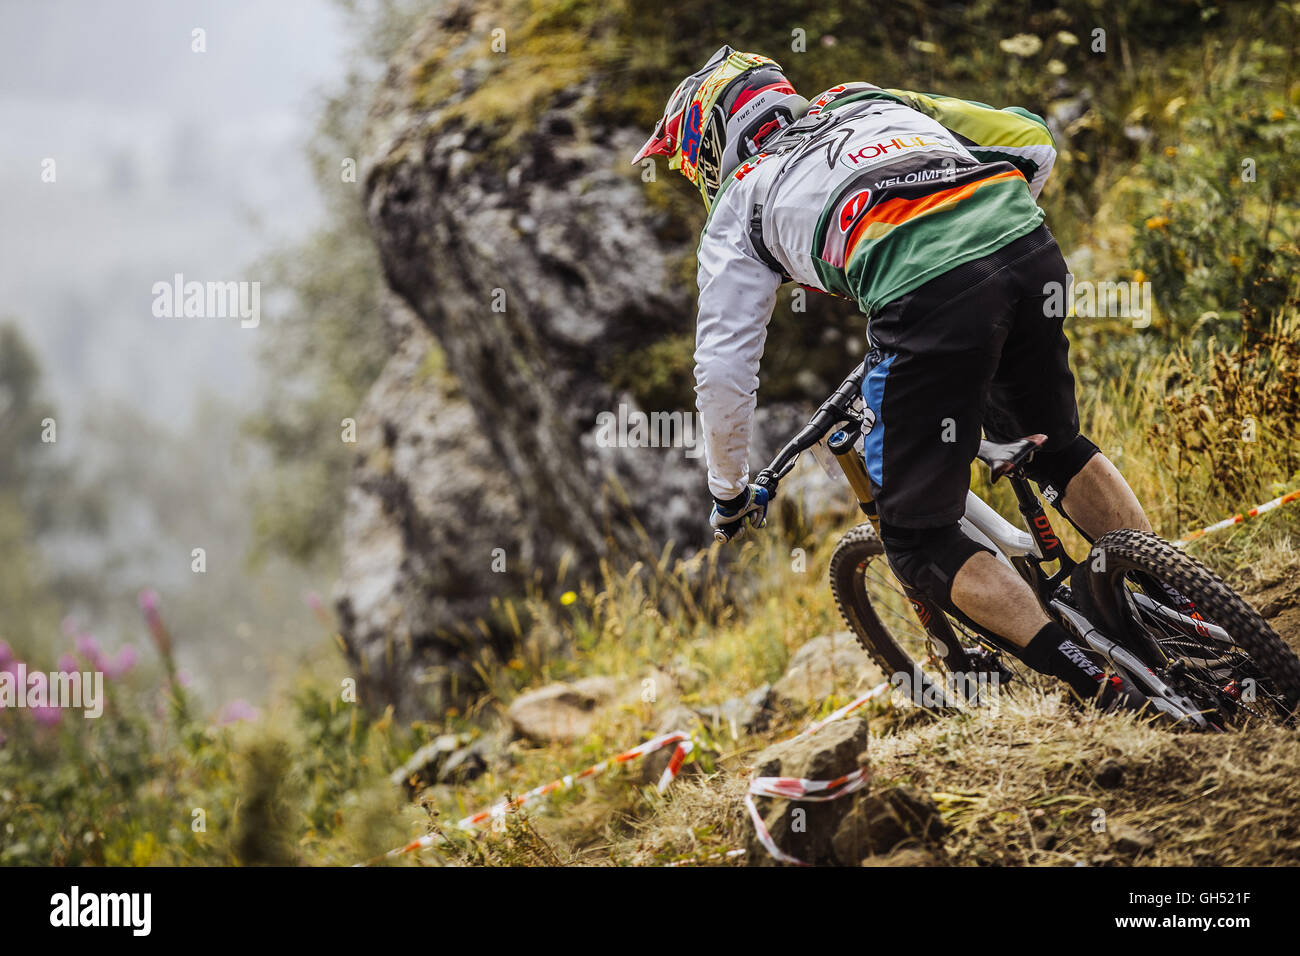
left=699, top=685, right=774, bottom=737
left=1096, top=757, right=1126, bottom=789
left=773, top=632, right=882, bottom=709
left=654, top=704, right=703, bottom=736
left=745, top=719, right=869, bottom=866
left=1111, top=824, right=1155, bottom=857
left=507, top=676, right=622, bottom=743
left=389, top=733, right=464, bottom=793
left=437, top=743, right=488, bottom=784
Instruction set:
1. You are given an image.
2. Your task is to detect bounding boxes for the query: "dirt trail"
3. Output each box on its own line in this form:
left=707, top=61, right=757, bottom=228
left=1247, top=577, right=1300, bottom=655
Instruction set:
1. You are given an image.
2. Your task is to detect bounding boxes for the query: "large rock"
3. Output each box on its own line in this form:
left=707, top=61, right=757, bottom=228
left=832, top=786, right=947, bottom=864
left=362, top=16, right=704, bottom=575
left=334, top=303, right=523, bottom=716
left=773, top=632, right=884, bottom=710
left=341, top=4, right=860, bottom=716
left=506, top=676, right=624, bottom=743
left=745, top=718, right=869, bottom=866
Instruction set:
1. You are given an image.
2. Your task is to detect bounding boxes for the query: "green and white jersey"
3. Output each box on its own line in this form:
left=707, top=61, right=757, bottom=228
left=693, top=82, right=1056, bottom=499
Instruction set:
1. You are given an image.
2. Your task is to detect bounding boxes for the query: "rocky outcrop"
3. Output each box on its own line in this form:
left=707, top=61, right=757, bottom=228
left=334, top=300, right=522, bottom=716
left=341, top=14, right=703, bottom=717
left=340, top=5, right=857, bottom=716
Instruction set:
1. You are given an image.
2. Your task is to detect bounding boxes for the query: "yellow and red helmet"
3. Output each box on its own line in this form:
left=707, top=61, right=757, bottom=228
left=631, top=46, right=807, bottom=210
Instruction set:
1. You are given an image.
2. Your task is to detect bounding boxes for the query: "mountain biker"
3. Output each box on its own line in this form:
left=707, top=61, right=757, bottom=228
left=632, top=46, right=1153, bottom=711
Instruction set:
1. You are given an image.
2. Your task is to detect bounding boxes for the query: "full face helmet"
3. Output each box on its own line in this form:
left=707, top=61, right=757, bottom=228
left=631, top=46, right=808, bottom=210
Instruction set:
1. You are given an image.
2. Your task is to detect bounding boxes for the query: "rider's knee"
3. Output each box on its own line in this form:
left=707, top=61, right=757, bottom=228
left=1024, top=434, right=1100, bottom=510
left=879, top=521, right=993, bottom=610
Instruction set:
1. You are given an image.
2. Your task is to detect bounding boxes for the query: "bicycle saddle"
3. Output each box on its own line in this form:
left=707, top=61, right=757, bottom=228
left=976, top=434, right=1047, bottom=482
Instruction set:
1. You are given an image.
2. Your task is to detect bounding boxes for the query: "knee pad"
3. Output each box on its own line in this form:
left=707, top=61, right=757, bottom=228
left=1024, top=434, right=1099, bottom=509
left=879, top=521, right=994, bottom=610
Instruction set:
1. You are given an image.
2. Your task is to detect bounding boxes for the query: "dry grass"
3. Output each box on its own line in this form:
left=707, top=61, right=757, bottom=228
left=871, top=693, right=1300, bottom=866
left=389, top=316, right=1300, bottom=867
left=392, top=488, right=1300, bottom=867
left=445, top=675, right=1300, bottom=867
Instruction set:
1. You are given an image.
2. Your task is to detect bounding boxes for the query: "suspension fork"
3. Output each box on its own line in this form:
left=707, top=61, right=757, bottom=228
left=828, top=425, right=879, bottom=532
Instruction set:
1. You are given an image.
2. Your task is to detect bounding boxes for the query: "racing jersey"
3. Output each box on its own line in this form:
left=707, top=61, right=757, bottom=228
left=693, top=82, right=1057, bottom=499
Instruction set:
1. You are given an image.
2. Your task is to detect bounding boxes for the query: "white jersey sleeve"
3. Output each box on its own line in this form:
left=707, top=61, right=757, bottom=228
left=693, top=180, right=783, bottom=501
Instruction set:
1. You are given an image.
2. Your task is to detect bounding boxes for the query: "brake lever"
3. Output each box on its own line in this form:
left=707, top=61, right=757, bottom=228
left=752, top=469, right=779, bottom=495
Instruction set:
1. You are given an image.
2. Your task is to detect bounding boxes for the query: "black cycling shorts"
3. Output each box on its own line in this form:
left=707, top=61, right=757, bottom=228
left=860, top=224, right=1080, bottom=529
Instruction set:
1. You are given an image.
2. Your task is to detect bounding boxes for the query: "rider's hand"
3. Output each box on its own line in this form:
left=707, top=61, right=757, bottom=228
left=710, top=485, right=771, bottom=542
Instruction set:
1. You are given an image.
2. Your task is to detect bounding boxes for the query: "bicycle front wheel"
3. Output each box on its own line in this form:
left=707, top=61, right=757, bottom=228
left=828, top=522, right=1045, bottom=712
left=1081, top=529, right=1300, bottom=726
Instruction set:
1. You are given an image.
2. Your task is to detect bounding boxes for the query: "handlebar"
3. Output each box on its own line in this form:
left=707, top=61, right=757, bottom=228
left=711, top=358, right=868, bottom=544
left=751, top=358, right=868, bottom=497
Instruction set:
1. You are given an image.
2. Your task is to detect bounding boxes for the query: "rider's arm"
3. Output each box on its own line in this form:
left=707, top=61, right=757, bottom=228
left=884, top=89, right=1058, bottom=200
left=693, top=189, right=783, bottom=502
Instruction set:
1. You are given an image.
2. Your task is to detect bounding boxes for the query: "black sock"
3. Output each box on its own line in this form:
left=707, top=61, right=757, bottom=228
left=1018, top=622, right=1106, bottom=701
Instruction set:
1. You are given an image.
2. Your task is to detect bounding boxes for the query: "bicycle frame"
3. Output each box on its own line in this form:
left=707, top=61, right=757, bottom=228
left=754, top=363, right=1243, bottom=724
left=836, top=445, right=1211, bottom=722
left=753, top=360, right=1214, bottom=723
left=960, top=490, right=1040, bottom=564
left=753, top=358, right=1077, bottom=658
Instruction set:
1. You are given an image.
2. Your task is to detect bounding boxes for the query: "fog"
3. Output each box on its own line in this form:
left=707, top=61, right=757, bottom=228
left=0, top=0, right=356, bottom=704
left=0, top=0, right=348, bottom=421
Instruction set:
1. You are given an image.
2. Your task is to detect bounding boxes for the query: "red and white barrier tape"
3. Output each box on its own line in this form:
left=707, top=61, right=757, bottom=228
left=375, top=730, right=695, bottom=862
left=744, top=681, right=889, bottom=866
left=796, top=680, right=891, bottom=739
left=1174, top=489, right=1300, bottom=547
left=374, top=680, right=892, bottom=866
left=457, top=730, right=694, bottom=830
left=745, top=769, right=872, bottom=866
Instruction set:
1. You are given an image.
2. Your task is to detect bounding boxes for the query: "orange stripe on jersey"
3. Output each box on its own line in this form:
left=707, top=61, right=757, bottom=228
left=845, top=168, right=1026, bottom=259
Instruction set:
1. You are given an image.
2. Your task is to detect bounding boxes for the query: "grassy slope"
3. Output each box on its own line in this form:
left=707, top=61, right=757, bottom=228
left=8, top=2, right=1300, bottom=867
left=400, top=501, right=1300, bottom=867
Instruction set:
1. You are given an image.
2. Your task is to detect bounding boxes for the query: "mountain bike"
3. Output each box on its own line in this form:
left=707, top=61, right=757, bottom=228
left=738, top=358, right=1300, bottom=728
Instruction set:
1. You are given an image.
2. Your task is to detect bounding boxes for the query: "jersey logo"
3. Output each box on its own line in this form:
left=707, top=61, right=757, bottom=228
left=840, top=134, right=944, bottom=170
left=837, top=189, right=873, bottom=232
